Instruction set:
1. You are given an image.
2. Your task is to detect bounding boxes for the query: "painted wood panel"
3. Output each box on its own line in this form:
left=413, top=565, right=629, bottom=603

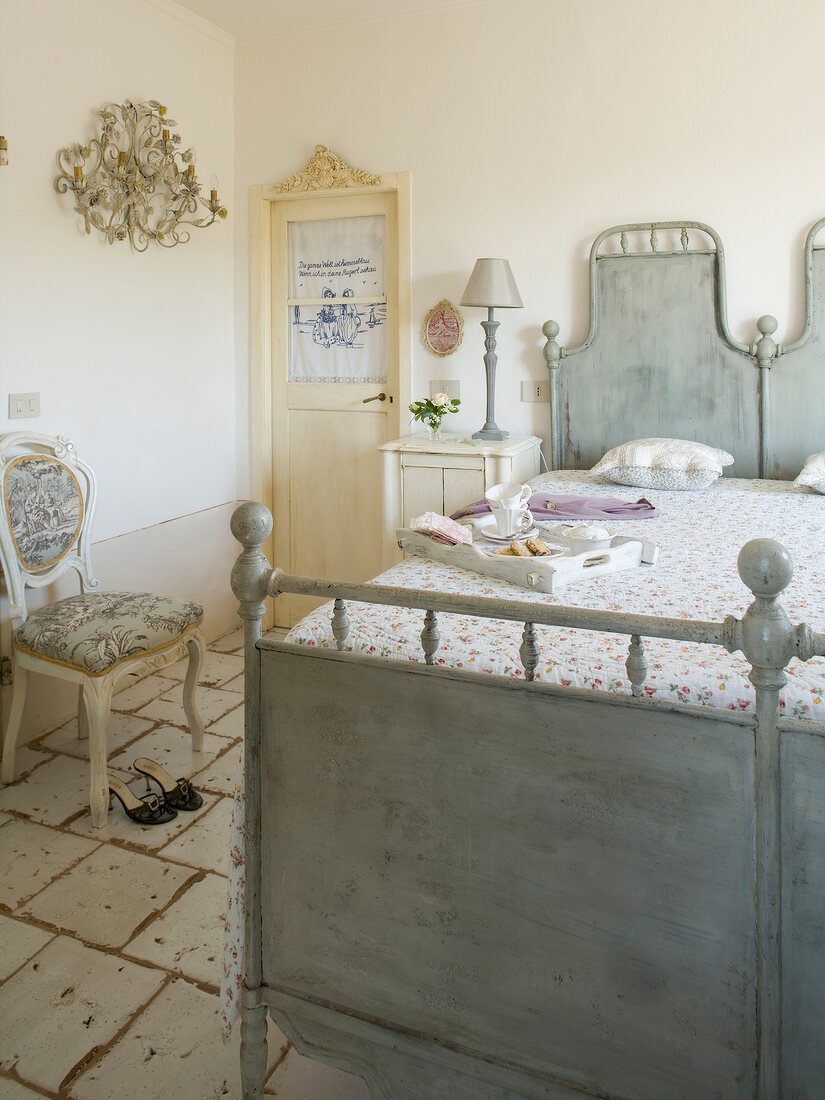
left=769, top=246, right=825, bottom=480
left=266, top=989, right=586, bottom=1099
left=260, top=648, right=757, bottom=1099
left=781, top=730, right=825, bottom=1098
left=288, top=408, right=387, bottom=621
left=401, top=463, right=442, bottom=525
left=559, top=252, right=759, bottom=475
left=442, top=467, right=483, bottom=516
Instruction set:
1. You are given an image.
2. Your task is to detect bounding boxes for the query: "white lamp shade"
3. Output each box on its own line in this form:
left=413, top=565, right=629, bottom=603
left=460, top=258, right=523, bottom=308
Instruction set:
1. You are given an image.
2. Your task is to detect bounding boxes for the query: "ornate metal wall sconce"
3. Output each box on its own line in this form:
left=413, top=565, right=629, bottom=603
left=55, top=100, right=227, bottom=251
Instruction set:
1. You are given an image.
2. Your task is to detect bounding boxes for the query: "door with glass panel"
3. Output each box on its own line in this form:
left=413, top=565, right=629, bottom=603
left=271, top=191, right=400, bottom=626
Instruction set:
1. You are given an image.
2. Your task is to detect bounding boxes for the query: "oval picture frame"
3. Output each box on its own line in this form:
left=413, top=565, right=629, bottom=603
left=422, top=299, right=464, bottom=357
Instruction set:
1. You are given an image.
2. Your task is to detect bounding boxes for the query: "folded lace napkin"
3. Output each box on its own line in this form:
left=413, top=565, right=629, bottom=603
left=410, top=511, right=473, bottom=545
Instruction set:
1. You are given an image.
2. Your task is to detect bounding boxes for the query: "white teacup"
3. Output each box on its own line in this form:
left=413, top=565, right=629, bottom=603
left=485, top=482, right=533, bottom=538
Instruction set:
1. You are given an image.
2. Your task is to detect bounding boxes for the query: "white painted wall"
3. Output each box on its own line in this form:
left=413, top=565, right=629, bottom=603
left=0, top=0, right=238, bottom=739
left=233, top=0, right=825, bottom=463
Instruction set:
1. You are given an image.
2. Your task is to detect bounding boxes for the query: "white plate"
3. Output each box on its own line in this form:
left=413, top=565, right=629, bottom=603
left=473, top=514, right=539, bottom=542
left=480, top=543, right=565, bottom=558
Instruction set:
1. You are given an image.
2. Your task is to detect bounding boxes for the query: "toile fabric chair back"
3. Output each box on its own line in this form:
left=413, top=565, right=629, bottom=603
left=0, top=433, right=97, bottom=625
left=0, top=431, right=205, bottom=829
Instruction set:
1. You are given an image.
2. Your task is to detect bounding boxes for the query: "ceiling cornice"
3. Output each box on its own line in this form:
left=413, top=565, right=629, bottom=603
left=139, top=0, right=236, bottom=49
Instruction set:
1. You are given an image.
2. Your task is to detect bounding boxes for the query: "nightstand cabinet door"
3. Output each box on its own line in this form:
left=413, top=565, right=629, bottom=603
left=401, top=465, right=443, bottom=526
left=443, top=467, right=485, bottom=516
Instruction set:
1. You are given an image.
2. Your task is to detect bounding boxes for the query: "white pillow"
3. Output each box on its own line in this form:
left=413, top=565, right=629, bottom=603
left=591, top=437, right=734, bottom=491
left=794, top=450, right=825, bottom=494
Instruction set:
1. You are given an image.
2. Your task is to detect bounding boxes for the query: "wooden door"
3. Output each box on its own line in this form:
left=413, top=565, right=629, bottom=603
left=271, top=191, right=401, bottom=626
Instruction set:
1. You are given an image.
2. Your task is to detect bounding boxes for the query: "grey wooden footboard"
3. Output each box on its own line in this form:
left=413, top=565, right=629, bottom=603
left=231, top=503, right=825, bottom=1100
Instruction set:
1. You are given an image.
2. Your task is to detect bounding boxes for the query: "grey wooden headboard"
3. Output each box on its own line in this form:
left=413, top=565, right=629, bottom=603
left=543, top=217, right=825, bottom=480
left=767, top=217, right=825, bottom=479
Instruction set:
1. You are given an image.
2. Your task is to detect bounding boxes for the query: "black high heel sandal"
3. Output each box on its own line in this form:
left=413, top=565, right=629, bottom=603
left=108, top=775, right=178, bottom=825
left=133, top=757, right=203, bottom=811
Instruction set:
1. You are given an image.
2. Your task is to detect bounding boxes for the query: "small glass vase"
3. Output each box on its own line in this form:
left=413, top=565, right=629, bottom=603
left=425, top=420, right=443, bottom=442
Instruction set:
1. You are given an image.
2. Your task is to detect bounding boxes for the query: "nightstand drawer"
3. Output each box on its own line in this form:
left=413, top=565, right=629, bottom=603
left=400, top=452, right=483, bottom=471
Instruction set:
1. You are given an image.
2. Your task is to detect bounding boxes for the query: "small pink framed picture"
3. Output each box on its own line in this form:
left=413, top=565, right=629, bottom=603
left=422, top=299, right=464, bottom=357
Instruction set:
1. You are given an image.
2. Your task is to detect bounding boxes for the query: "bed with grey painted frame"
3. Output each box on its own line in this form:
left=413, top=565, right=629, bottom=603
left=233, top=218, right=825, bottom=1100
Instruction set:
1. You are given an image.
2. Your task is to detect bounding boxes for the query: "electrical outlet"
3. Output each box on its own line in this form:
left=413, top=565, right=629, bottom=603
left=9, top=392, right=41, bottom=419
left=430, top=379, right=460, bottom=401
left=521, top=380, right=549, bottom=402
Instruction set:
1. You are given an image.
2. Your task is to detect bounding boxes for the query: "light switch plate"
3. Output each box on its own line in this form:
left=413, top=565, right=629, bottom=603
left=521, top=380, right=549, bottom=402
left=9, top=392, right=41, bottom=419
left=430, top=379, right=460, bottom=401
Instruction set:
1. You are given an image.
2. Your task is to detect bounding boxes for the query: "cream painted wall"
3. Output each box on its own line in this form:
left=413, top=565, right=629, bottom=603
left=5, top=0, right=825, bottom=741
left=233, top=0, right=825, bottom=463
left=0, top=0, right=238, bottom=740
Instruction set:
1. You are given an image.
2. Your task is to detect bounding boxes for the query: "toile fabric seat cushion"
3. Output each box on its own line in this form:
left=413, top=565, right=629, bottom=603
left=13, top=591, right=203, bottom=675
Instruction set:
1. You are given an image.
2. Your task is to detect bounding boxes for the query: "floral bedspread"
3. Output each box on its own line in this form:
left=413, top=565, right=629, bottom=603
left=290, top=473, right=825, bottom=717
left=221, top=472, right=825, bottom=1034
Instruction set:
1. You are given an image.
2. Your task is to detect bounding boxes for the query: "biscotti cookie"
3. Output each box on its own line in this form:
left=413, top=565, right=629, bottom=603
left=525, top=538, right=552, bottom=556
left=510, top=541, right=532, bottom=556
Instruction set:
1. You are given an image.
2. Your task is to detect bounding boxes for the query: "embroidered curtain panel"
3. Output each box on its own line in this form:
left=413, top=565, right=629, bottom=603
left=288, top=215, right=387, bottom=383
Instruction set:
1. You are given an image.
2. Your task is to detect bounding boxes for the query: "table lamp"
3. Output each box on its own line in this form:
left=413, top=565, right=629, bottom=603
left=460, top=258, right=523, bottom=440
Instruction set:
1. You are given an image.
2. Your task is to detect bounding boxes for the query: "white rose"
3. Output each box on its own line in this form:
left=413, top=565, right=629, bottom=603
left=433, top=392, right=449, bottom=406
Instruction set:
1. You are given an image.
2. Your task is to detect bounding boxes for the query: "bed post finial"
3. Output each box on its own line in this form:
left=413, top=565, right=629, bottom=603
left=231, top=500, right=273, bottom=553
left=734, top=536, right=804, bottom=693
left=230, top=502, right=275, bottom=616
left=755, top=314, right=779, bottom=348
left=737, top=537, right=791, bottom=600
left=735, top=537, right=798, bottom=676
left=542, top=320, right=562, bottom=470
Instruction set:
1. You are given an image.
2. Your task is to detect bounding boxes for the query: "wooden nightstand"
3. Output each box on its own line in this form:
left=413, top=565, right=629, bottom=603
left=380, top=433, right=542, bottom=565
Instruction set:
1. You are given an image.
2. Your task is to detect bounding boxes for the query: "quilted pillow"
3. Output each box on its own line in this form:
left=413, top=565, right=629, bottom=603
left=591, top=438, right=734, bottom=491
left=794, top=450, right=825, bottom=494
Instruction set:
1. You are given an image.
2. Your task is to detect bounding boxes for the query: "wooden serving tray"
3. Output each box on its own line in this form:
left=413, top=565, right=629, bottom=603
left=397, top=528, right=658, bottom=593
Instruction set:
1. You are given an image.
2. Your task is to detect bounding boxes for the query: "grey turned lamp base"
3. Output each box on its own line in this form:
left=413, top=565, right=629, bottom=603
left=472, top=426, right=509, bottom=440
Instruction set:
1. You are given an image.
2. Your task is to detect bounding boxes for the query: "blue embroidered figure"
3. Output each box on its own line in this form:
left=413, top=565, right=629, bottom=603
left=336, top=287, right=361, bottom=347
left=312, top=288, right=338, bottom=348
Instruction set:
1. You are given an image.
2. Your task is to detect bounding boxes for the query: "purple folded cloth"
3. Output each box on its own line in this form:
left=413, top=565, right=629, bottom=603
left=450, top=493, right=659, bottom=522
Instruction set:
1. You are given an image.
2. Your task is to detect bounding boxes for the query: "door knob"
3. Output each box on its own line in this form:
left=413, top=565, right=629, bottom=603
left=362, top=392, right=387, bottom=403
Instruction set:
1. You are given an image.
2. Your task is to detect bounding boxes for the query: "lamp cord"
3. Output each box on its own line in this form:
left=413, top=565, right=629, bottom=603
left=536, top=439, right=551, bottom=473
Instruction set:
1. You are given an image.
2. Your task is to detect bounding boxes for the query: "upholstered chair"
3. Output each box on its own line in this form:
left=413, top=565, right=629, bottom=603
left=0, top=432, right=205, bottom=827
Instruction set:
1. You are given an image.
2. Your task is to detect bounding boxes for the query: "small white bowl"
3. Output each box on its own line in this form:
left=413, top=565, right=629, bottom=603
left=562, top=524, right=615, bottom=552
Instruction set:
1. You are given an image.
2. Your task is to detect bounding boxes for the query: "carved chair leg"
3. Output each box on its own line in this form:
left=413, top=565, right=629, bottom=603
left=83, top=678, right=115, bottom=828
left=240, top=1000, right=268, bottom=1099
left=1, top=662, right=28, bottom=784
left=183, top=633, right=205, bottom=752
left=77, top=685, right=89, bottom=740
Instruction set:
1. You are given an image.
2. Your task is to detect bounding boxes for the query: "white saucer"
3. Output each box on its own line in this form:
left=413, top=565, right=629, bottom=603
left=474, top=514, right=539, bottom=542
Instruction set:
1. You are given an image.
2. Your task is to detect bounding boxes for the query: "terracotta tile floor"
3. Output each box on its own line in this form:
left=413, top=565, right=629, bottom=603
left=0, top=627, right=370, bottom=1099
